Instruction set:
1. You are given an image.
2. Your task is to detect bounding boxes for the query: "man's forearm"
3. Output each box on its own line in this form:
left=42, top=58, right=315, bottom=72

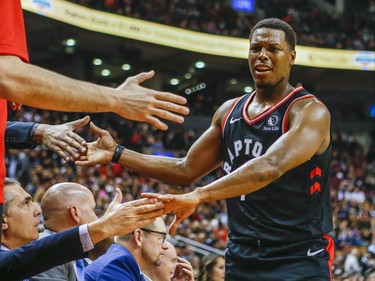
left=120, top=148, right=193, bottom=186
left=0, top=56, right=117, bottom=113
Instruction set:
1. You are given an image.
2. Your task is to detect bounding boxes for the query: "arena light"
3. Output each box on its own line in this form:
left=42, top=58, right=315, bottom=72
left=230, top=78, right=238, bottom=85
left=194, top=61, right=206, bottom=69
left=170, top=78, right=180, bottom=85
left=101, top=69, right=111, bottom=77
left=93, top=58, right=102, bottom=66
left=184, top=73, right=192, bottom=79
left=244, top=86, right=253, bottom=93
left=62, top=38, right=76, bottom=47
left=184, top=83, right=206, bottom=95
left=121, top=64, right=131, bottom=71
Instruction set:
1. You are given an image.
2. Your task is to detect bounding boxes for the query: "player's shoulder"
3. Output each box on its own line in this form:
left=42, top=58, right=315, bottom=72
left=213, top=97, right=242, bottom=125
left=289, top=92, right=330, bottom=124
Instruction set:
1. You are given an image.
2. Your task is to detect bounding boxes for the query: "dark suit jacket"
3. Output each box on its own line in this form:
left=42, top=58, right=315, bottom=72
left=5, top=121, right=37, bottom=149
left=0, top=226, right=86, bottom=281
left=84, top=244, right=142, bottom=281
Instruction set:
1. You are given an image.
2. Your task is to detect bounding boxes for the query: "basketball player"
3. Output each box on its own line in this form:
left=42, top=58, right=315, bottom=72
left=78, top=18, right=334, bottom=280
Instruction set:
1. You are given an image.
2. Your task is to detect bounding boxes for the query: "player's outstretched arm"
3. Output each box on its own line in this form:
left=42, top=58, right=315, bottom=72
left=0, top=56, right=189, bottom=130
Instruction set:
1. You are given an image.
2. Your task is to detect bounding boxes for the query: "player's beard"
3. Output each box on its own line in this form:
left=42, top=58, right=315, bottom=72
left=255, top=76, right=284, bottom=91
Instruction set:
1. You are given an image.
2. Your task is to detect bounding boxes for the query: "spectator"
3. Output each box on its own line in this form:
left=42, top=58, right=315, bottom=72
left=196, top=254, right=225, bottom=281
left=85, top=217, right=167, bottom=280
left=33, top=182, right=113, bottom=281
left=143, top=241, right=194, bottom=281
left=1, top=177, right=164, bottom=280
left=344, top=247, right=362, bottom=278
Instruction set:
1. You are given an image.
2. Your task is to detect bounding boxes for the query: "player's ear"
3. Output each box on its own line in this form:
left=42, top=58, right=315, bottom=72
left=69, top=205, right=80, bottom=224
left=134, top=229, right=143, bottom=247
left=290, top=50, right=296, bottom=66
left=2, top=215, right=9, bottom=231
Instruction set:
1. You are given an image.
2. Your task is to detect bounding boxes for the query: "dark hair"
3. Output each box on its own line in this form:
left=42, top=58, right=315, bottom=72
left=249, top=18, right=297, bottom=51
left=196, top=254, right=224, bottom=281
left=3, top=177, right=21, bottom=216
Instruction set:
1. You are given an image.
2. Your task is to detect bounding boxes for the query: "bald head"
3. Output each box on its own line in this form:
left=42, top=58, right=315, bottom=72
left=41, top=182, right=97, bottom=232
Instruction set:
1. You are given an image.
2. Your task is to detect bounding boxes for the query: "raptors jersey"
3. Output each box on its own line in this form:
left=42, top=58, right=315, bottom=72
left=222, top=86, right=333, bottom=243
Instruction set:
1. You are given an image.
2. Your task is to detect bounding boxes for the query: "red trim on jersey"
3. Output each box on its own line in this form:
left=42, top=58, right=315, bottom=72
left=323, top=235, right=335, bottom=281
left=221, top=96, right=244, bottom=134
left=242, top=86, right=304, bottom=125
left=282, top=94, right=315, bottom=133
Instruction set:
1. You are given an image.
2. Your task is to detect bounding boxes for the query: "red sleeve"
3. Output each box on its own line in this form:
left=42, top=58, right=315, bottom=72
left=0, top=0, right=29, bottom=62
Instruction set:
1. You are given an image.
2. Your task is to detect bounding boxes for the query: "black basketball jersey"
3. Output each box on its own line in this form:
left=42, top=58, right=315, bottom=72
left=221, top=86, right=333, bottom=243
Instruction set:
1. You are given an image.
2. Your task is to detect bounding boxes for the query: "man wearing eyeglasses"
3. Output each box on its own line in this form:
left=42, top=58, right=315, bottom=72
left=85, top=217, right=167, bottom=281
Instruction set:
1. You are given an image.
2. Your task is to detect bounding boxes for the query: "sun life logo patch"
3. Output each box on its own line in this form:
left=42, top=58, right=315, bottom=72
left=263, top=115, right=280, bottom=131
left=267, top=115, right=279, bottom=126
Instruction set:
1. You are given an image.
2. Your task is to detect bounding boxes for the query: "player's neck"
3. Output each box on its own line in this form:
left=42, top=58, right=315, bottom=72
left=255, top=82, right=293, bottom=104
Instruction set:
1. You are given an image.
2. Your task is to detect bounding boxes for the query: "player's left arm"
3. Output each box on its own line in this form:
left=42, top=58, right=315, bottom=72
left=266, top=97, right=331, bottom=172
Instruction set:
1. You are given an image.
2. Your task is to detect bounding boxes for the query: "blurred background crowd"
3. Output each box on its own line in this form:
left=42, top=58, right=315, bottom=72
left=10, top=0, right=375, bottom=280
left=68, top=0, right=375, bottom=50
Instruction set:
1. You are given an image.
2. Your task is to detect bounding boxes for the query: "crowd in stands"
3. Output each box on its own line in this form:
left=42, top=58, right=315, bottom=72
left=68, top=0, right=375, bottom=51
left=6, top=107, right=374, bottom=279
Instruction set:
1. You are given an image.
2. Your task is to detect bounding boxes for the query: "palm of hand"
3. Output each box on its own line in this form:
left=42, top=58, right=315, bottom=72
left=87, top=137, right=115, bottom=164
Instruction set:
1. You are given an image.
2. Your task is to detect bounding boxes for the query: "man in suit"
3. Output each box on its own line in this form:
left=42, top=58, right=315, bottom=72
left=143, top=241, right=194, bottom=281
left=32, top=182, right=112, bottom=281
left=85, top=217, right=167, bottom=281
left=1, top=178, right=164, bottom=280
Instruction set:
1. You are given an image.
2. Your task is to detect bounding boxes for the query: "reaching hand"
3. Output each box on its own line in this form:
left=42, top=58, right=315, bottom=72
left=89, top=188, right=164, bottom=242
left=142, top=192, right=200, bottom=235
left=35, top=116, right=90, bottom=161
left=75, top=122, right=117, bottom=166
left=171, top=257, right=194, bottom=281
left=116, top=71, right=189, bottom=130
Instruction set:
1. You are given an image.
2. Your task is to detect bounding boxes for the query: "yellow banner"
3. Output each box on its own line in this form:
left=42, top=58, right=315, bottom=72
left=22, top=0, right=374, bottom=71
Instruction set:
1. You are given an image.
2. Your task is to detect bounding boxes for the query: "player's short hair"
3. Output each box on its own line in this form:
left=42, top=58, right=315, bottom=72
left=249, top=18, right=297, bottom=51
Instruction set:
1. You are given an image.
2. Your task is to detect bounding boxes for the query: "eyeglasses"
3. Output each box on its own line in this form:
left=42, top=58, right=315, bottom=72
left=140, top=228, right=167, bottom=244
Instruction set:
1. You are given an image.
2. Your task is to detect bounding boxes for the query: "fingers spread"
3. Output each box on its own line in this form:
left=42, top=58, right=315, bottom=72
left=108, top=188, right=122, bottom=210
left=130, top=71, right=155, bottom=85
left=129, top=197, right=158, bottom=207
left=148, top=108, right=185, bottom=125
left=141, top=193, right=162, bottom=199
left=142, top=115, right=168, bottom=131
left=168, top=215, right=180, bottom=235
left=70, top=116, right=90, bottom=131
left=90, top=122, right=109, bottom=138
left=153, top=91, right=188, bottom=106
left=132, top=201, right=164, bottom=215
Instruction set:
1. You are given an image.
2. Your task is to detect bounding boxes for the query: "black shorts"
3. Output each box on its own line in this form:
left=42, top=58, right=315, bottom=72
left=225, top=235, right=334, bottom=281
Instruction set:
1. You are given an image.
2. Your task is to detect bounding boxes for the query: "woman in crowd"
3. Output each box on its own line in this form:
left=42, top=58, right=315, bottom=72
left=196, top=254, right=225, bottom=281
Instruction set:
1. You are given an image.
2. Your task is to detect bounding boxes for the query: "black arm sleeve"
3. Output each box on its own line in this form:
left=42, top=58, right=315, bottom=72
left=5, top=121, right=38, bottom=149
